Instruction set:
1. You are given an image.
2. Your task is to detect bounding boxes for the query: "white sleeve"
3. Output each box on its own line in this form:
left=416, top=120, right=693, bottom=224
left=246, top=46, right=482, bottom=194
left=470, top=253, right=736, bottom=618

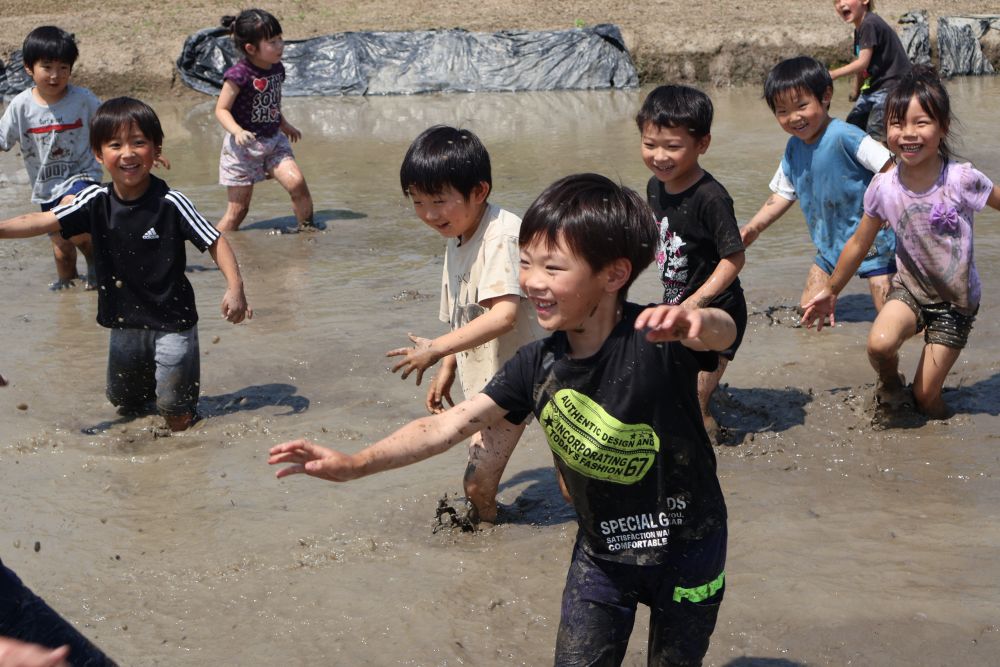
left=768, top=164, right=797, bottom=201
left=855, top=136, right=892, bottom=173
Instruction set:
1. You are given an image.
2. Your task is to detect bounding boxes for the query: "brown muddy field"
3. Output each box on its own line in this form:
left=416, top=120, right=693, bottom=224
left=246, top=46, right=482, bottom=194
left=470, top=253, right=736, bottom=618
left=1, top=4, right=1000, bottom=667
left=1, top=1, right=999, bottom=93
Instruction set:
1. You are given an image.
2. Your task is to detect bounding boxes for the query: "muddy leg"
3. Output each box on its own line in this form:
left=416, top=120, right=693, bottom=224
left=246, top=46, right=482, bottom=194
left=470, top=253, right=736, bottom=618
left=463, top=419, right=526, bottom=525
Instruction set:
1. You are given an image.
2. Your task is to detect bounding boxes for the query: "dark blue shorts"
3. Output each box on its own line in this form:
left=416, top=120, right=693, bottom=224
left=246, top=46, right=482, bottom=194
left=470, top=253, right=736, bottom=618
left=39, top=179, right=98, bottom=212
left=554, top=527, right=726, bottom=666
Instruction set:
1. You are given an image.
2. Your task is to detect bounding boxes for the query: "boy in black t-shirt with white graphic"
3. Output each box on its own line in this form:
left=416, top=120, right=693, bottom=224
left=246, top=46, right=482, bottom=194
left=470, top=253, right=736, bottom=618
left=0, top=97, right=251, bottom=431
left=637, top=85, right=748, bottom=443
left=270, top=174, right=736, bottom=665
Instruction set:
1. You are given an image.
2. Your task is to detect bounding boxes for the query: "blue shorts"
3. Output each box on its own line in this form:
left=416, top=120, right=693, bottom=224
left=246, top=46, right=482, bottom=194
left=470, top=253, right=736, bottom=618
left=554, top=527, right=726, bottom=666
left=814, top=237, right=896, bottom=279
left=106, top=326, right=201, bottom=416
left=39, top=179, right=98, bottom=212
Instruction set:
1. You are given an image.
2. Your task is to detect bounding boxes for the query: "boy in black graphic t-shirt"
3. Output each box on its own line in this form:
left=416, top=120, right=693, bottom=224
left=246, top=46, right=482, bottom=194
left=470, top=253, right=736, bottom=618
left=0, top=97, right=251, bottom=431
left=270, top=174, right=736, bottom=666
left=637, top=85, right=748, bottom=443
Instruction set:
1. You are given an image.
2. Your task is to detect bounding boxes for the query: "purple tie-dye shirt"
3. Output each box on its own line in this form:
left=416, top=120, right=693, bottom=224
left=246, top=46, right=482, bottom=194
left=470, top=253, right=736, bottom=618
left=864, top=160, right=993, bottom=314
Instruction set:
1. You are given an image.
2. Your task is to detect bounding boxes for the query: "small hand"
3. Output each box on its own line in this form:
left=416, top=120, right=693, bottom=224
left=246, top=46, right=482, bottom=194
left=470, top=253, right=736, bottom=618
left=385, top=334, right=440, bottom=385
left=154, top=153, right=171, bottom=170
left=268, top=439, right=358, bottom=481
left=0, top=638, right=70, bottom=667
left=801, top=288, right=837, bottom=331
left=425, top=366, right=456, bottom=414
left=235, top=129, right=256, bottom=147
left=635, top=304, right=703, bottom=343
left=221, top=288, right=253, bottom=324
left=848, top=92, right=859, bottom=102
left=0, top=373, right=7, bottom=387
left=282, top=123, right=302, bottom=142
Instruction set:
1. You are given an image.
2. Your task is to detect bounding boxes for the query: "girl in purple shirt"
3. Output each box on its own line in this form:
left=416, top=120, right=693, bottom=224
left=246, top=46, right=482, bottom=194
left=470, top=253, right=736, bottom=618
left=804, top=67, right=1000, bottom=419
left=214, top=8, right=315, bottom=232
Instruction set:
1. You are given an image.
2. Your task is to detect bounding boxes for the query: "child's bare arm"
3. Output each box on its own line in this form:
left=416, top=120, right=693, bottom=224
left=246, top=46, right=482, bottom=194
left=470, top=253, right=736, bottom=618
left=268, top=392, right=508, bottom=481
left=986, top=184, right=1000, bottom=211
left=0, top=211, right=60, bottom=239
left=635, top=305, right=736, bottom=352
left=208, top=236, right=252, bottom=323
left=801, top=213, right=884, bottom=330
left=681, top=250, right=745, bottom=309
left=830, top=48, right=873, bottom=81
left=215, top=81, right=255, bottom=145
left=740, top=194, right=795, bottom=247
left=387, top=295, right=520, bottom=384
left=278, top=115, right=301, bottom=142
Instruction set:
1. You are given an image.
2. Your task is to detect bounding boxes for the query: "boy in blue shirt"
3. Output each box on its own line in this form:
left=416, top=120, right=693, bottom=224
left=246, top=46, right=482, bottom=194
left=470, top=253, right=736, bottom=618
left=271, top=173, right=736, bottom=665
left=741, top=56, right=895, bottom=313
left=0, top=26, right=103, bottom=290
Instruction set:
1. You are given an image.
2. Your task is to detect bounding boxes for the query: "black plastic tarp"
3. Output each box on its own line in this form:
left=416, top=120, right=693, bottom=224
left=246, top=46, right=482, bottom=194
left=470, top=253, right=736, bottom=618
left=176, top=24, right=638, bottom=96
left=0, top=50, right=31, bottom=98
left=938, top=16, right=999, bottom=77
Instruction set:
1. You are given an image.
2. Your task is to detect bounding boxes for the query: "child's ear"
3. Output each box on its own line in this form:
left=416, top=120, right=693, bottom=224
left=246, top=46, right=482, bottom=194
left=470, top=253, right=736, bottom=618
left=244, top=42, right=257, bottom=57
left=822, top=86, right=833, bottom=109
left=471, top=181, right=491, bottom=204
left=697, top=133, right=712, bottom=154
left=93, top=148, right=105, bottom=165
left=604, top=258, right=633, bottom=293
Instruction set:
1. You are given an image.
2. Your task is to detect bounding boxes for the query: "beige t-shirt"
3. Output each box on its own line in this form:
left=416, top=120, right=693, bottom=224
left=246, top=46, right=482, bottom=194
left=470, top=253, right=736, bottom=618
left=439, top=203, right=545, bottom=397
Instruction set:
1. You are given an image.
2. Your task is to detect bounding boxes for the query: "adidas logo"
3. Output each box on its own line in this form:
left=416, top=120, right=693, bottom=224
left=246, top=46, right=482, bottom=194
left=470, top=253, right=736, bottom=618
left=142, top=228, right=160, bottom=240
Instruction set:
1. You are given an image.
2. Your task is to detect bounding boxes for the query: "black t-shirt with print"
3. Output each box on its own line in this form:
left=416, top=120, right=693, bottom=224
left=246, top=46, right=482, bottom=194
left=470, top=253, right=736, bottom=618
left=483, top=302, right=727, bottom=565
left=855, top=12, right=911, bottom=92
left=646, top=171, right=744, bottom=309
left=56, top=175, right=221, bottom=331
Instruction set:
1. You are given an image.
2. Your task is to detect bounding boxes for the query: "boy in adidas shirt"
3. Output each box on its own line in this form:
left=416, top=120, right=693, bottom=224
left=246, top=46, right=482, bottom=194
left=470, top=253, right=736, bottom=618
left=0, top=97, right=252, bottom=431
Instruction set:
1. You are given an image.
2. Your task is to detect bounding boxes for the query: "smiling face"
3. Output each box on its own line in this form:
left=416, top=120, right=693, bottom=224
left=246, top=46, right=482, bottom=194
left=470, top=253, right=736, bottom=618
left=408, top=183, right=488, bottom=241
left=772, top=86, right=832, bottom=144
left=640, top=122, right=709, bottom=194
left=26, top=59, right=72, bottom=103
left=246, top=34, right=284, bottom=68
left=887, top=94, right=945, bottom=171
left=833, top=0, right=869, bottom=26
left=518, top=232, right=616, bottom=333
left=94, top=122, right=158, bottom=201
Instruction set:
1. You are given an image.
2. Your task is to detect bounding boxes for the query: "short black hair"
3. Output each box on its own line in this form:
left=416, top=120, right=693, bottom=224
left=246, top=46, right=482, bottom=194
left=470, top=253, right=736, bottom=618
left=90, top=97, right=164, bottom=153
left=22, top=26, right=79, bottom=68
left=221, top=8, right=282, bottom=56
left=519, top=173, right=656, bottom=301
left=399, top=125, right=492, bottom=200
left=635, top=84, right=713, bottom=138
left=763, top=56, right=833, bottom=112
left=885, top=64, right=954, bottom=160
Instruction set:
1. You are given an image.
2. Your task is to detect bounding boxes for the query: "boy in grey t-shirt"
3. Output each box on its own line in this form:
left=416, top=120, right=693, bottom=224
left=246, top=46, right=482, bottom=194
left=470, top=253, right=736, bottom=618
left=0, top=26, right=102, bottom=289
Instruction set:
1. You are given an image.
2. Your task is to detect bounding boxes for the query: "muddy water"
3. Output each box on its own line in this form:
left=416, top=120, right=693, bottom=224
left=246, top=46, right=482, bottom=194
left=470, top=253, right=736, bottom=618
left=1, top=79, right=999, bottom=666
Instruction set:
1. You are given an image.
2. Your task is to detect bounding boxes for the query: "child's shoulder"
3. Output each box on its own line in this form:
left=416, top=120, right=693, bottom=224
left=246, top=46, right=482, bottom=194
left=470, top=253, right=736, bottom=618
left=481, top=203, right=522, bottom=236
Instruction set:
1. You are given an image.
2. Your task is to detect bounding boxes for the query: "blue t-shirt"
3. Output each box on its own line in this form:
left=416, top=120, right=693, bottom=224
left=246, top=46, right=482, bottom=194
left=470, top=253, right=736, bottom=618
left=770, top=118, right=895, bottom=274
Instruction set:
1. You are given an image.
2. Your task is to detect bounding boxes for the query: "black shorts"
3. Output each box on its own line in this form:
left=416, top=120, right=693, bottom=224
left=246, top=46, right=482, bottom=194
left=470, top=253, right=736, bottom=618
left=888, top=287, right=977, bottom=350
left=712, top=289, right=748, bottom=361
left=554, top=527, right=726, bottom=666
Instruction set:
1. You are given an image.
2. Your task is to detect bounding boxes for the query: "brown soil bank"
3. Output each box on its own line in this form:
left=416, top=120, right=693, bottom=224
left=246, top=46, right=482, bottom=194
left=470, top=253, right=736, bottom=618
left=1, top=1, right=998, bottom=96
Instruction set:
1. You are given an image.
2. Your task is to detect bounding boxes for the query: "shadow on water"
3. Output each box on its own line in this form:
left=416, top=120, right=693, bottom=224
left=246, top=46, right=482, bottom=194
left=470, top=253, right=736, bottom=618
left=498, top=466, right=576, bottom=527
left=945, top=371, right=1000, bottom=416
left=198, top=382, right=309, bottom=417
left=713, top=385, right=812, bottom=442
left=831, top=292, right=877, bottom=323
left=722, top=659, right=807, bottom=667
left=79, top=382, right=309, bottom=434
left=239, top=207, right=366, bottom=232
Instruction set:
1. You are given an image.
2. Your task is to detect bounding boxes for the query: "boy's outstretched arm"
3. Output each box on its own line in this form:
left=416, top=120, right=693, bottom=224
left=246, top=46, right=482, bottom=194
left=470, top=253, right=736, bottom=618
left=208, top=236, right=252, bottom=323
left=269, top=392, right=508, bottom=481
left=635, top=305, right=736, bottom=352
left=0, top=211, right=60, bottom=239
left=682, top=251, right=745, bottom=309
left=386, top=295, right=519, bottom=384
left=801, top=213, right=884, bottom=330
left=740, top=194, right=795, bottom=247
left=830, top=48, right=873, bottom=81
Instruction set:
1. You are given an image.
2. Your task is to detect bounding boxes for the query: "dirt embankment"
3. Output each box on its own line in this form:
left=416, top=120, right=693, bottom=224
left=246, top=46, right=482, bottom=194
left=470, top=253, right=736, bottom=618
left=1, top=1, right=997, bottom=96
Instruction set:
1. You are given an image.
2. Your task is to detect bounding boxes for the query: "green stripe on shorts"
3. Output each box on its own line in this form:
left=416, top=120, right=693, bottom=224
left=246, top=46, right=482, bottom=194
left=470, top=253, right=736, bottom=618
left=672, top=570, right=725, bottom=603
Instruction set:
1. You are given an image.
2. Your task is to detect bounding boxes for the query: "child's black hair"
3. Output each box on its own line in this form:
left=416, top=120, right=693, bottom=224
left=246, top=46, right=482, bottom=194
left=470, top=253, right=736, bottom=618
left=884, top=64, right=954, bottom=161
left=21, top=26, right=79, bottom=68
left=90, top=97, right=164, bottom=153
left=399, top=125, right=492, bottom=200
left=221, top=8, right=282, bottom=56
left=519, top=173, right=656, bottom=300
left=763, top=56, right=833, bottom=112
left=635, top=84, right=713, bottom=138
